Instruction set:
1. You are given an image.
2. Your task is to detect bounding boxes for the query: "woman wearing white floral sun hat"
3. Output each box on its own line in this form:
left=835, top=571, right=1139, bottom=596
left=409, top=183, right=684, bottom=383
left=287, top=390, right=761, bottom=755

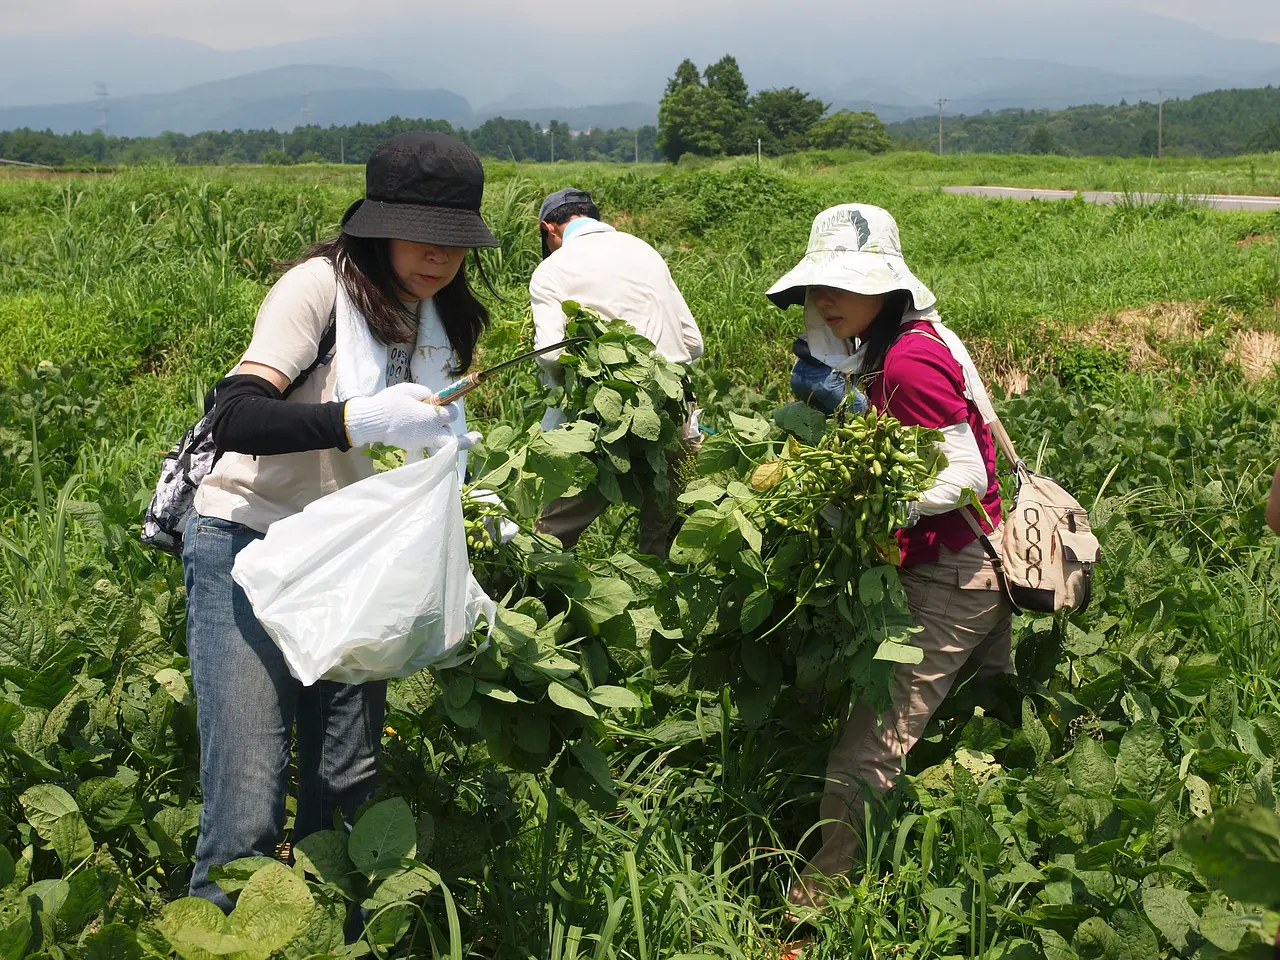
left=767, top=204, right=1013, bottom=910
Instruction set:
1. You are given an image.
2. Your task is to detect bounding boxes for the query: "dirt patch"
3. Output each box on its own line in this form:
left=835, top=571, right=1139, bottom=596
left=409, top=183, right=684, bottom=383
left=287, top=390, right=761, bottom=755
left=1236, top=233, right=1274, bottom=248
left=1070, top=301, right=1210, bottom=371
left=1228, top=330, right=1280, bottom=382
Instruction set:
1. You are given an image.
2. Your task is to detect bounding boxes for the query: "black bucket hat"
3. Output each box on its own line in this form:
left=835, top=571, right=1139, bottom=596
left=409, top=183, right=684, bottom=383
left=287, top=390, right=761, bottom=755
left=342, top=132, right=498, bottom=248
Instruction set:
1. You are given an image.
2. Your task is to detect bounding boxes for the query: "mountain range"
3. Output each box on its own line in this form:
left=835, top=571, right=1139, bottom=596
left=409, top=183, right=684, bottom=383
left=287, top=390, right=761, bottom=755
left=2, top=6, right=1279, bottom=136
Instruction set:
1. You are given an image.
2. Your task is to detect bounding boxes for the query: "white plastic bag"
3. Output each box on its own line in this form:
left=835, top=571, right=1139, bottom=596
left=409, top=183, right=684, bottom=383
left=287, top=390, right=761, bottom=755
left=231, top=440, right=495, bottom=686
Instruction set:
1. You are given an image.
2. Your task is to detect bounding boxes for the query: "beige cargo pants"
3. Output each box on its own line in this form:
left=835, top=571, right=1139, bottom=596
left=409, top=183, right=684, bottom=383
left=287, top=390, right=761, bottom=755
left=797, top=531, right=1013, bottom=892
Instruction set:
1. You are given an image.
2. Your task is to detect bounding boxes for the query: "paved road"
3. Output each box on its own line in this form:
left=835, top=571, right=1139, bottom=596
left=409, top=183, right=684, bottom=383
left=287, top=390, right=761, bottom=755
left=942, top=185, right=1280, bottom=212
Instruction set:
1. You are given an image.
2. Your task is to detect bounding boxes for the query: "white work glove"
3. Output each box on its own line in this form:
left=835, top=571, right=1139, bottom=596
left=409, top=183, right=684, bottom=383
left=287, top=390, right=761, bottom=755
left=344, top=384, right=459, bottom=452
left=466, top=487, right=519, bottom=545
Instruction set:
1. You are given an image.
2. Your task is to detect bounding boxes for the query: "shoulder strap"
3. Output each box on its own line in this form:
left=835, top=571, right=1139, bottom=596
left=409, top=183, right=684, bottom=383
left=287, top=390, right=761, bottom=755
left=901, top=328, right=1024, bottom=471
left=283, top=299, right=338, bottom=400
left=961, top=506, right=1022, bottom=614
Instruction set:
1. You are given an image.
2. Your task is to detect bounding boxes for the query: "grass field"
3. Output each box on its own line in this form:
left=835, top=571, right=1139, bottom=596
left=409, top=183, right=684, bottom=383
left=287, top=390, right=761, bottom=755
left=2, top=154, right=1280, bottom=958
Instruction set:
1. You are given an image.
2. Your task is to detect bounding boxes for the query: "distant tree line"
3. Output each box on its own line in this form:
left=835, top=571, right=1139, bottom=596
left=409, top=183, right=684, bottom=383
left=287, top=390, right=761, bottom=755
left=657, top=55, right=891, bottom=161
left=890, top=86, right=1280, bottom=157
left=0, top=116, right=662, bottom=168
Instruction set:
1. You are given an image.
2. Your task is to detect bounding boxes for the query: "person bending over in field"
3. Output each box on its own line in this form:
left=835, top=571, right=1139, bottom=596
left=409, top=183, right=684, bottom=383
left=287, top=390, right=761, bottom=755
left=767, top=203, right=1012, bottom=911
left=184, top=132, right=498, bottom=912
left=529, top=187, right=706, bottom=558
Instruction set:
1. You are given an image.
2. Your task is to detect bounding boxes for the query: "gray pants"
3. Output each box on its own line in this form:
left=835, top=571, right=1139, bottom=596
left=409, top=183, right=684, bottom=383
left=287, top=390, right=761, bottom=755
left=803, top=531, right=1013, bottom=883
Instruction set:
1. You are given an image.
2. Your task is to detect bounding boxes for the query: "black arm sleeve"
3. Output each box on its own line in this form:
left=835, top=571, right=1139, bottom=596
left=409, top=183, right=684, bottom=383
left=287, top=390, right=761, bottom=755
left=209, top=375, right=352, bottom=456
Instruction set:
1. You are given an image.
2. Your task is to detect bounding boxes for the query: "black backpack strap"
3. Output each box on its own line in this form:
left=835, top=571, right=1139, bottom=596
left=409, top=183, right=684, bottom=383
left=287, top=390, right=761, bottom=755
left=283, top=299, right=338, bottom=400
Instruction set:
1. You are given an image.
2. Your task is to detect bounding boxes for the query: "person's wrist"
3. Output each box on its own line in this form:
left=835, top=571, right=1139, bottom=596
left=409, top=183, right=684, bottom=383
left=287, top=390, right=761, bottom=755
left=343, top=396, right=383, bottom=447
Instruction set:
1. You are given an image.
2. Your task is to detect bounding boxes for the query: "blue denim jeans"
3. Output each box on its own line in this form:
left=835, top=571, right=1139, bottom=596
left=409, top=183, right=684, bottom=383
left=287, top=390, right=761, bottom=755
left=183, top=514, right=387, bottom=911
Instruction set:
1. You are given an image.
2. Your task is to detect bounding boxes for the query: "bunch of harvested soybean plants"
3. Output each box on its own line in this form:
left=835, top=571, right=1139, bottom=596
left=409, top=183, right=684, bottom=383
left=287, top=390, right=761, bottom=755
left=547, top=301, right=691, bottom=510
left=660, top=405, right=943, bottom=724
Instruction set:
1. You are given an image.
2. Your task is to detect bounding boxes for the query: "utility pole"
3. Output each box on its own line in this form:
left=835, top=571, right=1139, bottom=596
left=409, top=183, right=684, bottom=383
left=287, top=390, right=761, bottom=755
left=635, top=131, right=639, bottom=164
left=340, top=137, right=344, bottom=164
left=757, top=138, right=762, bottom=164
left=1157, top=89, right=1164, bottom=159
left=936, top=96, right=948, bottom=156
left=550, top=129, right=555, bottom=163
left=94, top=82, right=109, bottom=135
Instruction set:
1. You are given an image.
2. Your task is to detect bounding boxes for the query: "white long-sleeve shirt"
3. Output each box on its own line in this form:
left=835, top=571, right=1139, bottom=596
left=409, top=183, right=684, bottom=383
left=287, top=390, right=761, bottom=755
left=529, top=220, right=704, bottom=383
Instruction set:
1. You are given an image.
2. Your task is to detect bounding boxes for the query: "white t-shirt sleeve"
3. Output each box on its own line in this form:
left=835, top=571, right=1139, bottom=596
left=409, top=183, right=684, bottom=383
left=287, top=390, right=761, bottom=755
left=238, top=258, right=337, bottom=383
left=529, top=262, right=569, bottom=384
left=916, top=422, right=989, bottom=516
left=665, top=264, right=704, bottom=362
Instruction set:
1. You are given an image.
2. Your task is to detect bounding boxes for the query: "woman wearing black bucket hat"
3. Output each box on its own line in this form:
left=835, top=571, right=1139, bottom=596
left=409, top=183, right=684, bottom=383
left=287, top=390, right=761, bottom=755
left=183, top=132, right=498, bottom=913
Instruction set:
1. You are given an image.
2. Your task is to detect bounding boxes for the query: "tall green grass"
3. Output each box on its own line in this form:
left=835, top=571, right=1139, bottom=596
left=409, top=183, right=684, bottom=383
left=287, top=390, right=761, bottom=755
left=2, top=160, right=1279, bottom=957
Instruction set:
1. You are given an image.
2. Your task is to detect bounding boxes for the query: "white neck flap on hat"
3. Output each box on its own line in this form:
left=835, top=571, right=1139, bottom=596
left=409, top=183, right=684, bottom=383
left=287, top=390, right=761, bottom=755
left=803, top=301, right=998, bottom=427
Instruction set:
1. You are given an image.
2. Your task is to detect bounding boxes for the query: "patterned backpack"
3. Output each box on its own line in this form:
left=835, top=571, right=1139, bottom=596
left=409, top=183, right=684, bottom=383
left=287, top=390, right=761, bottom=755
left=962, top=414, right=1101, bottom=615
left=141, top=314, right=336, bottom=556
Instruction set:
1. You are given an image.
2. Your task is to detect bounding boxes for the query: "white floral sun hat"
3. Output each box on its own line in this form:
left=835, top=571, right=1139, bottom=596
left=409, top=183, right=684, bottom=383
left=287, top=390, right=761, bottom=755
left=766, top=203, right=935, bottom=312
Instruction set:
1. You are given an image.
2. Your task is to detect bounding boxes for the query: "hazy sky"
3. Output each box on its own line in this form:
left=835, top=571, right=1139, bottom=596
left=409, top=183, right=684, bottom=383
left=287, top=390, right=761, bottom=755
left=2, top=0, right=1279, bottom=46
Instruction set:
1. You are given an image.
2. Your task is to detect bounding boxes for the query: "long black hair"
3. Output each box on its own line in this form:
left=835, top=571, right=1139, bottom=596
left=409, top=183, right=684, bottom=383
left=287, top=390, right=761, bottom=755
left=854, top=290, right=914, bottom=383
left=298, top=234, right=491, bottom=373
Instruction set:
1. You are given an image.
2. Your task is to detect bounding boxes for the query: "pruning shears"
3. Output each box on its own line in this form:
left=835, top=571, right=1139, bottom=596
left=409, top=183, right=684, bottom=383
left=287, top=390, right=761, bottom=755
left=433, top=337, right=587, bottom=404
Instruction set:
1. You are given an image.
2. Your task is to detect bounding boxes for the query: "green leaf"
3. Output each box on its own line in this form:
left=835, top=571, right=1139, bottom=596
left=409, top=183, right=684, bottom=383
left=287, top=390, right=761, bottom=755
left=572, top=577, right=636, bottom=624
left=348, top=798, right=417, bottom=876
left=1109, top=908, right=1158, bottom=960
left=209, top=857, right=280, bottom=896
left=1069, top=737, right=1116, bottom=795
left=740, top=587, right=773, bottom=633
left=1198, top=900, right=1247, bottom=952
left=592, top=387, right=624, bottom=423
left=294, top=830, right=358, bottom=900
left=921, top=886, right=966, bottom=920
left=669, top=509, right=732, bottom=565
left=630, top=406, right=662, bottom=442
left=19, top=783, right=79, bottom=834
left=49, top=812, right=93, bottom=866
left=365, top=863, right=441, bottom=910
left=570, top=742, right=618, bottom=796
left=0, top=917, right=30, bottom=960
left=226, top=862, right=315, bottom=954
left=1072, top=917, right=1124, bottom=960
left=548, top=682, right=598, bottom=718
left=1022, top=698, right=1052, bottom=766
left=733, top=509, right=763, bottom=554
left=158, top=896, right=258, bottom=960
left=1116, top=718, right=1173, bottom=795
left=0, top=847, right=12, bottom=889
left=874, top=639, right=923, bottom=664
left=473, top=680, right=519, bottom=703
left=587, top=686, right=642, bottom=710
left=77, top=776, right=138, bottom=832
left=1140, top=887, right=1199, bottom=953
left=153, top=668, right=190, bottom=704
left=1179, top=804, right=1280, bottom=906
left=81, top=923, right=141, bottom=960
left=597, top=343, right=629, bottom=366
left=772, top=401, right=828, bottom=445
left=1184, top=774, right=1213, bottom=819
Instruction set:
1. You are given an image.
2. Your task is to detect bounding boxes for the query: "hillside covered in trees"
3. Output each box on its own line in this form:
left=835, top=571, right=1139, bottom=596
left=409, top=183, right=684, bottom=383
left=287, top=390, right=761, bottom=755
left=891, top=86, right=1280, bottom=157
left=3, top=73, right=1278, bottom=168
left=0, top=116, right=660, bottom=168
